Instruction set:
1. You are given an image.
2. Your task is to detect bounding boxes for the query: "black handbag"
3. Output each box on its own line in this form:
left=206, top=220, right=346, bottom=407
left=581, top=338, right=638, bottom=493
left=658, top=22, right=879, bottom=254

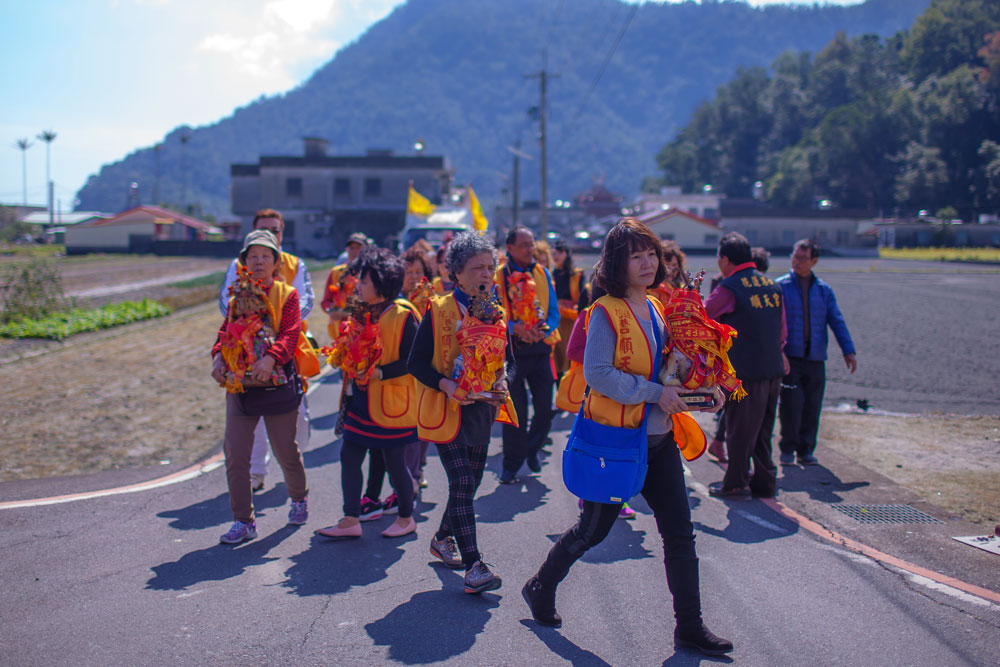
left=239, top=360, right=303, bottom=416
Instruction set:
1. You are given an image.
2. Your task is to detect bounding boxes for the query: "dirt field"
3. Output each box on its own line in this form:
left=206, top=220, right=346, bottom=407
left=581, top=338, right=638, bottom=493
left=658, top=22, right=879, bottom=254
left=0, top=254, right=231, bottom=297
left=1, top=256, right=997, bottom=527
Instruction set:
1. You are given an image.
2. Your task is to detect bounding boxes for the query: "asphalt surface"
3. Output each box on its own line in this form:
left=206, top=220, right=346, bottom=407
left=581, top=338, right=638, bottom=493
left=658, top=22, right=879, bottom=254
left=2, top=372, right=998, bottom=666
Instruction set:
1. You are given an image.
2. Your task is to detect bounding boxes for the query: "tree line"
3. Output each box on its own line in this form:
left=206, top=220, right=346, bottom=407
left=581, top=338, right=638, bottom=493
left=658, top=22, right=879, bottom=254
left=651, top=0, right=1000, bottom=222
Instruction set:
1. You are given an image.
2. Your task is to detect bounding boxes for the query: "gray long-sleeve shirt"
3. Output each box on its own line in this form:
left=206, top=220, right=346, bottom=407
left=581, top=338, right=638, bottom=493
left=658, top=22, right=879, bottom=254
left=583, top=304, right=671, bottom=435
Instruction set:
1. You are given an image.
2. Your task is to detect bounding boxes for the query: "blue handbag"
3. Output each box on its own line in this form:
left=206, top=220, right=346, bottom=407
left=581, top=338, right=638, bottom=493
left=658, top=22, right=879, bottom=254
left=562, top=301, right=661, bottom=504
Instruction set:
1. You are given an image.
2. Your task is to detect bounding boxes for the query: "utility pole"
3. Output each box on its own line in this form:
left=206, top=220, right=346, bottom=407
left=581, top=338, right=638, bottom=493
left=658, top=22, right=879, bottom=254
left=37, top=130, right=56, bottom=227
left=180, top=133, right=189, bottom=213
left=14, top=138, right=32, bottom=205
left=153, top=143, right=162, bottom=206
left=507, top=141, right=534, bottom=230
left=526, top=52, right=559, bottom=240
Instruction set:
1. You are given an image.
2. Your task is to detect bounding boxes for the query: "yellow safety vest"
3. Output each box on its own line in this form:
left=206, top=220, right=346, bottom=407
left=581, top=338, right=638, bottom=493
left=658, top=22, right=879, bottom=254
left=581, top=295, right=706, bottom=459
left=415, top=293, right=519, bottom=443
left=367, top=300, right=422, bottom=429
left=494, top=262, right=561, bottom=346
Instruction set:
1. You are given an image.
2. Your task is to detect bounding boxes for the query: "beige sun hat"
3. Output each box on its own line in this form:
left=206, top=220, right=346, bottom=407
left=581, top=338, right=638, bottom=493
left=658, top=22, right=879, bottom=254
left=240, top=229, right=280, bottom=264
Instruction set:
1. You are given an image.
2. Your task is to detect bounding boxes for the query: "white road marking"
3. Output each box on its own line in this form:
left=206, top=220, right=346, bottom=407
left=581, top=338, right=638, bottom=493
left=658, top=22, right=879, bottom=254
left=733, top=509, right=792, bottom=534
left=0, top=459, right=224, bottom=511
left=897, top=569, right=999, bottom=609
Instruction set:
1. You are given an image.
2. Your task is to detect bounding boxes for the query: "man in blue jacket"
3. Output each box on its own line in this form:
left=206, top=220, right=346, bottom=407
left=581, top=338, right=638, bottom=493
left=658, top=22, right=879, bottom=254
left=776, top=239, right=857, bottom=466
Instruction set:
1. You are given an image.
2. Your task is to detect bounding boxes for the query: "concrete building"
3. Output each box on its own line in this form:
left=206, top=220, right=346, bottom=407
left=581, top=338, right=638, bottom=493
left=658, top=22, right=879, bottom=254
left=65, top=205, right=223, bottom=255
left=635, top=186, right=723, bottom=221
left=877, top=221, right=1000, bottom=248
left=718, top=198, right=877, bottom=255
left=231, top=138, right=451, bottom=257
left=636, top=208, right=722, bottom=253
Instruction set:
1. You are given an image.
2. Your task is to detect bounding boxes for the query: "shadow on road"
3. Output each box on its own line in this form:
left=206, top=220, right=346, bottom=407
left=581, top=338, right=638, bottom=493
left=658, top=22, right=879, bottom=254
left=778, top=463, right=870, bottom=502
left=301, top=437, right=343, bottom=468
left=281, top=529, right=418, bottom=597
left=476, top=467, right=552, bottom=523
left=156, top=485, right=290, bottom=531
left=694, top=502, right=799, bottom=544
left=519, top=619, right=613, bottom=666
left=662, top=649, right=734, bottom=665
left=146, top=524, right=300, bottom=590
left=365, top=567, right=500, bottom=664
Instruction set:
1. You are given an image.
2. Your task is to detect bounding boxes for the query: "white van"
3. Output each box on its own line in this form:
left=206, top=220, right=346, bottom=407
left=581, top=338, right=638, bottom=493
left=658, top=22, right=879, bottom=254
left=401, top=207, right=472, bottom=250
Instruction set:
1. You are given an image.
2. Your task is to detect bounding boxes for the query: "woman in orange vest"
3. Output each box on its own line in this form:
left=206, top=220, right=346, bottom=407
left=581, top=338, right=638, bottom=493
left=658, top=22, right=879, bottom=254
left=522, top=219, right=733, bottom=657
left=407, top=231, right=516, bottom=595
left=211, top=230, right=309, bottom=545
left=316, top=247, right=420, bottom=540
left=551, top=240, right=585, bottom=376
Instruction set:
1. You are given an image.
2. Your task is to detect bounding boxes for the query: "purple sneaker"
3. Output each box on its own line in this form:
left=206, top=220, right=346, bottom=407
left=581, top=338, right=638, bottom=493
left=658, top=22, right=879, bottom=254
left=220, top=520, right=257, bottom=544
left=288, top=497, right=309, bottom=525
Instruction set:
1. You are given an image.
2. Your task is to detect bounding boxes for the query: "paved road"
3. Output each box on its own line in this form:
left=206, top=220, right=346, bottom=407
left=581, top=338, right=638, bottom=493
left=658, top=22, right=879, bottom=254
left=2, top=373, right=997, bottom=666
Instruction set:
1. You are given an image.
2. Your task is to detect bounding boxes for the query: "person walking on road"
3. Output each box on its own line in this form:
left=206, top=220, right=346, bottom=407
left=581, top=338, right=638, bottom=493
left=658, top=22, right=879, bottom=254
left=706, top=245, right=771, bottom=464
left=211, top=230, right=309, bottom=544
left=322, top=233, right=368, bottom=338
left=776, top=239, right=857, bottom=466
left=316, top=247, right=420, bottom=540
left=407, top=231, right=517, bottom=595
left=217, top=209, right=315, bottom=493
left=494, top=226, right=561, bottom=484
left=522, top=219, right=733, bottom=657
left=705, top=233, right=787, bottom=500
left=550, top=240, right=585, bottom=377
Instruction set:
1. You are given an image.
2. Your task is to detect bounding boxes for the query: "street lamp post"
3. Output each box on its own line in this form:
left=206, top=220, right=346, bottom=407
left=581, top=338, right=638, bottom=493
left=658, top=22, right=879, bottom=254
left=14, top=138, right=32, bottom=206
left=37, top=130, right=57, bottom=228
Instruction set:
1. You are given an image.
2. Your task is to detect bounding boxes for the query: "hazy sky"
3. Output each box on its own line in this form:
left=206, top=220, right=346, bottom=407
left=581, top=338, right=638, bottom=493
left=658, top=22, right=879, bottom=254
left=0, top=0, right=863, bottom=210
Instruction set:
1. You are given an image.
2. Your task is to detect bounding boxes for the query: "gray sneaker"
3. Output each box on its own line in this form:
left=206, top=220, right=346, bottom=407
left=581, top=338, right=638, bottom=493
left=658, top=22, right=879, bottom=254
left=464, top=560, right=502, bottom=594
left=430, top=535, right=463, bottom=569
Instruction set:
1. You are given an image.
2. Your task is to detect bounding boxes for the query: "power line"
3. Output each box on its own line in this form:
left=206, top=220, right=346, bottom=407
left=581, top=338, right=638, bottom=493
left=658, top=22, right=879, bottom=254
left=556, top=1, right=640, bottom=151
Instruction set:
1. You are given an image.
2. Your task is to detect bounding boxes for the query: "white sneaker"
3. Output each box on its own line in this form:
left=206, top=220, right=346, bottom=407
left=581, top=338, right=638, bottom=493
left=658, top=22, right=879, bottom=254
left=251, top=473, right=266, bottom=491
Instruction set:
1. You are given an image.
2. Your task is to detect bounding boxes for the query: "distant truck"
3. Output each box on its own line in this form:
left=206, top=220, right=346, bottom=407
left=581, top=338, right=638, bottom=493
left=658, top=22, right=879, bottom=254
left=400, top=207, right=472, bottom=251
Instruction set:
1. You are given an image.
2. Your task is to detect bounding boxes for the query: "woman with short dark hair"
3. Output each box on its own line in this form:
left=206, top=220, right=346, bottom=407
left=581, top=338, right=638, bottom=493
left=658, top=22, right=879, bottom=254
left=316, top=246, right=420, bottom=539
left=522, top=218, right=732, bottom=657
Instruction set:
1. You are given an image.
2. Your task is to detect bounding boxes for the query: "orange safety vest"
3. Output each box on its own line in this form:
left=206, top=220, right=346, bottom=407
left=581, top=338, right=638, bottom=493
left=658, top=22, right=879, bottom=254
left=557, top=268, right=585, bottom=320
left=582, top=295, right=705, bottom=460
left=555, top=306, right=592, bottom=412
left=415, top=293, right=519, bottom=443
left=367, top=299, right=422, bottom=429
left=494, top=263, right=561, bottom=346
left=260, top=279, right=320, bottom=382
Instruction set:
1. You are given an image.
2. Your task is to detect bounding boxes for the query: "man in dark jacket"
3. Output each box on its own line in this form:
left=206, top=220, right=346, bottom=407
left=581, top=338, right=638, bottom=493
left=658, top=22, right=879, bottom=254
left=705, top=233, right=787, bottom=498
left=775, top=239, right=856, bottom=466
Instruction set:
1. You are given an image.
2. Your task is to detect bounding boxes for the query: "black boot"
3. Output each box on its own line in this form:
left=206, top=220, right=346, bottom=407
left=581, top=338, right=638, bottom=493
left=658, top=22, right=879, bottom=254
left=523, top=540, right=577, bottom=628
left=666, top=558, right=734, bottom=656
left=521, top=576, right=561, bottom=627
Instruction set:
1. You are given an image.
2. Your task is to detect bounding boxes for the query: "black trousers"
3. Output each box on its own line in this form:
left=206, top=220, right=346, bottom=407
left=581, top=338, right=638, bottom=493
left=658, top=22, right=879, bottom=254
left=534, top=433, right=704, bottom=628
left=341, top=441, right=414, bottom=519
left=778, top=358, right=826, bottom=457
left=722, top=377, right=780, bottom=496
left=502, top=352, right=554, bottom=473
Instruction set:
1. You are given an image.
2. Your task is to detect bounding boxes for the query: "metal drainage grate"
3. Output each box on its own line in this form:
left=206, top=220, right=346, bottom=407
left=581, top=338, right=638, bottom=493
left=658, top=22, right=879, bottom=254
left=831, top=504, right=943, bottom=524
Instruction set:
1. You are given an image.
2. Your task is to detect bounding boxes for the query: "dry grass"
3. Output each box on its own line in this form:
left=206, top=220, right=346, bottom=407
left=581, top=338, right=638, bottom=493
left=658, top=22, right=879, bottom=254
left=879, top=247, right=1000, bottom=263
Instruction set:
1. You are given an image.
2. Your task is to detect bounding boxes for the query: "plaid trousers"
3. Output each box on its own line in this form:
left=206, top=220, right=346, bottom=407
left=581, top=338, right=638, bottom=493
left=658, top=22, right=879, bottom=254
left=435, top=441, right=489, bottom=568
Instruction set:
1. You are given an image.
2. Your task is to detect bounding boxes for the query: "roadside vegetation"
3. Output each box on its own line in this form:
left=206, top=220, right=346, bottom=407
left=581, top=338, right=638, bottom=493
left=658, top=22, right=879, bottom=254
left=0, top=299, right=171, bottom=340
left=0, top=258, right=171, bottom=340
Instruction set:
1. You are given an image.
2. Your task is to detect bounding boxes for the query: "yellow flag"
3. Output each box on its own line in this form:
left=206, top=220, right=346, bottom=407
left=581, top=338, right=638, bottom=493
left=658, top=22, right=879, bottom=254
left=468, top=184, right=488, bottom=233
left=407, top=182, right=436, bottom=217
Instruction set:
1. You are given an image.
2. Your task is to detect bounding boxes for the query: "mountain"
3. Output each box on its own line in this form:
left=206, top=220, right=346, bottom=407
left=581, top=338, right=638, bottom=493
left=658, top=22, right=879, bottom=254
left=75, top=0, right=930, bottom=216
